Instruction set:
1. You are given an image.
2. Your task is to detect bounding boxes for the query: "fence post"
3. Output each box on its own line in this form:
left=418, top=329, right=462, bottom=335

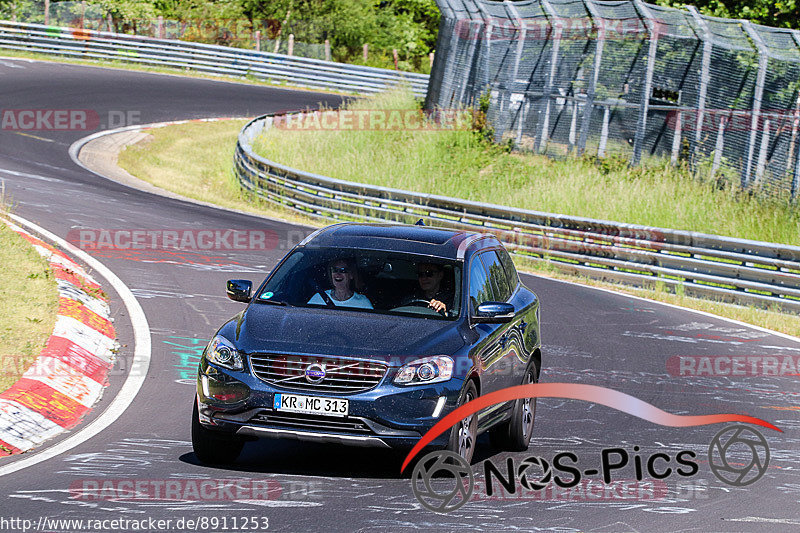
left=288, top=33, right=295, bottom=56
left=80, top=1, right=86, bottom=29
left=538, top=0, right=562, bottom=153
left=598, top=105, right=610, bottom=157
left=671, top=111, right=682, bottom=164
left=741, top=21, right=769, bottom=188
left=686, top=7, right=711, bottom=161
left=325, top=39, right=331, bottom=62
left=157, top=15, right=164, bottom=39
left=474, top=2, right=493, bottom=93
left=457, top=20, right=482, bottom=106
left=393, top=49, right=399, bottom=69
left=363, top=43, right=368, bottom=61
left=578, top=1, right=606, bottom=156
left=44, top=0, right=50, bottom=26
left=711, top=115, right=726, bottom=178
left=631, top=0, right=660, bottom=166
left=255, top=30, right=261, bottom=51
left=504, top=1, right=528, bottom=147
left=755, top=118, right=770, bottom=184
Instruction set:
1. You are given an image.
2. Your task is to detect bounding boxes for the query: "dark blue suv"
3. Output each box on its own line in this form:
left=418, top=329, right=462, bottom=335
left=192, top=223, right=541, bottom=464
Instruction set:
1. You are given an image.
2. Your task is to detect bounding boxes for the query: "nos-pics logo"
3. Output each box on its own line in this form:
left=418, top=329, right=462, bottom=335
left=411, top=425, right=770, bottom=513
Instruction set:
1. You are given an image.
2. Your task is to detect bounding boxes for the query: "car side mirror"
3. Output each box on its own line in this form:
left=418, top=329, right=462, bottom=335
left=473, top=302, right=514, bottom=324
left=226, top=279, right=252, bottom=303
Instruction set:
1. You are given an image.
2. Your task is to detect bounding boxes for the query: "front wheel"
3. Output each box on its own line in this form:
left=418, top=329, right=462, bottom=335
left=446, top=380, right=478, bottom=464
left=491, top=362, right=537, bottom=452
left=192, top=399, right=245, bottom=464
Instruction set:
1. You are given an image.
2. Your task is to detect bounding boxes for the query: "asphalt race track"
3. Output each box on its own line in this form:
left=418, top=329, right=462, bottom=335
left=1, top=58, right=800, bottom=533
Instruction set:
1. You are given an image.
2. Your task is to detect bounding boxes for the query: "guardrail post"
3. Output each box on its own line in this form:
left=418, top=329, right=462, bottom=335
left=288, top=33, right=295, bottom=56
left=686, top=7, right=711, bottom=163
left=579, top=1, right=605, bottom=156
left=742, top=21, right=769, bottom=188
left=632, top=1, right=660, bottom=166
left=538, top=0, right=562, bottom=153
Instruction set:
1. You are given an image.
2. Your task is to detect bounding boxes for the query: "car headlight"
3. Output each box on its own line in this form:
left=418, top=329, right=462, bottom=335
left=205, top=336, right=243, bottom=371
left=394, top=356, right=454, bottom=386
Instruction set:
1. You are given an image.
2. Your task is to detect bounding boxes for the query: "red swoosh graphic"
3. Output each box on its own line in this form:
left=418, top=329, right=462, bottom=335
left=401, top=383, right=781, bottom=473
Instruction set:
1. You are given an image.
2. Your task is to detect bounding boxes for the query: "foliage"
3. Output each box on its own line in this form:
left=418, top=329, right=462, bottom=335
left=655, top=0, right=800, bottom=30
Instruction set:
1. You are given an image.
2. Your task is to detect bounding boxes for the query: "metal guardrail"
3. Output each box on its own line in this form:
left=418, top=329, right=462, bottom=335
left=0, top=20, right=429, bottom=96
left=235, top=112, right=800, bottom=313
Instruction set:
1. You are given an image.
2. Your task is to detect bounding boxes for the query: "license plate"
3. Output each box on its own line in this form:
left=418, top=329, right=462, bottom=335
left=273, top=393, right=349, bottom=417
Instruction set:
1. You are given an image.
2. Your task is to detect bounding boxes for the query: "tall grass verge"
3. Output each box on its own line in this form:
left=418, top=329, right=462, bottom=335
left=253, top=89, right=800, bottom=245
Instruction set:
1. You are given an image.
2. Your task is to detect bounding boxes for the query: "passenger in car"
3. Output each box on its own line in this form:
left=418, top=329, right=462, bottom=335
left=308, top=258, right=373, bottom=309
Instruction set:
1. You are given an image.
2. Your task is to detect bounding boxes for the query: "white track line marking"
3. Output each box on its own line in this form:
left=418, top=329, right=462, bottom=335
left=0, top=214, right=151, bottom=478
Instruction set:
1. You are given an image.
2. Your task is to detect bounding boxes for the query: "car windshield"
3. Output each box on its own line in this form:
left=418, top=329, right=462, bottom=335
left=255, top=248, right=462, bottom=320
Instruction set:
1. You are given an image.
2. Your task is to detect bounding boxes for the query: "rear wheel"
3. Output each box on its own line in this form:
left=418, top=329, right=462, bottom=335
left=490, top=362, right=537, bottom=452
left=446, top=380, right=478, bottom=464
left=192, top=399, right=245, bottom=464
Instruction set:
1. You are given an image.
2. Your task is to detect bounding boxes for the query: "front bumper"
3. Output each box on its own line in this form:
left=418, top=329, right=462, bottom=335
left=196, top=362, right=464, bottom=450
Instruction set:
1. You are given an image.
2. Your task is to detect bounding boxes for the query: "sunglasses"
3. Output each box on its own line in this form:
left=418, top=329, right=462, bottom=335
left=330, top=266, right=350, bottom=274
left=417, top=269, right=440, bottom=278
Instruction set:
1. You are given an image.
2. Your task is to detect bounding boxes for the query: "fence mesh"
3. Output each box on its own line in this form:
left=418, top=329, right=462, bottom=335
left=427, top=0, right=800, bottom=198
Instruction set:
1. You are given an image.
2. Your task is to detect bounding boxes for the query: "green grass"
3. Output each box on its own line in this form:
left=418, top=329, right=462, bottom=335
left=115, top=102, right=800, bottom=337
left=253, top=90, right=800, bottom=246
left=0, top=205, right=59, bottom=392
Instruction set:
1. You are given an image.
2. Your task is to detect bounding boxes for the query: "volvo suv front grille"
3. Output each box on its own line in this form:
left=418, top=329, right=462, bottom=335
left=248, top=353, right=387, bottom=394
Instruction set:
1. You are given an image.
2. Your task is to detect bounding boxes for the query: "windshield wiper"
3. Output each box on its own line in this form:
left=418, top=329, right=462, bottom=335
left=256, top=298, right=288, bottom=306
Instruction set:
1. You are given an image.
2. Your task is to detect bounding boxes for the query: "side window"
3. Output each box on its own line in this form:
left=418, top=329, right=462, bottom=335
left=497, top=248, right=519, bottom=293
left=481, top=251, right=512, bottom=302
left=468, top=254, right=494, bottom=313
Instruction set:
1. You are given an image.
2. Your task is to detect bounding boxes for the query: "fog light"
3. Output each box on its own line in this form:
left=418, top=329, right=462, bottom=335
left=200, top=372, right=250, bottom=404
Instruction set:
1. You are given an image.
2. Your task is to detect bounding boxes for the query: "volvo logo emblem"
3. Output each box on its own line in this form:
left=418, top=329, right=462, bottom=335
left=305, top=363, right=326, bottom=384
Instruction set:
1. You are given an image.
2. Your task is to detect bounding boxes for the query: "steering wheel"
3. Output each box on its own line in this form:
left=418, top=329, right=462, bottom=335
left=406, top=298, right=447, bottom=316
left=311, top=280, right=336, bottom=308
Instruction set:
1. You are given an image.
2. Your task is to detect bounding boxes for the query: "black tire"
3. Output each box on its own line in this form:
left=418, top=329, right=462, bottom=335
left=191, top=399, right=245, bottom=464
left=446, top=380, right=478, bottom=464
left=490, top=361, right=537, bottom=452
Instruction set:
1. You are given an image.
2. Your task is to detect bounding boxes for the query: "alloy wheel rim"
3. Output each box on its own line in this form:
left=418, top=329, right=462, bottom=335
left=459, top=392, right=475, bottom=458
left=521, top=373, right=535, bottom=438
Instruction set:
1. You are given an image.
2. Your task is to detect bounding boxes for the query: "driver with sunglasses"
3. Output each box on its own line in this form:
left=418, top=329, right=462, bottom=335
left=308, top=259, right=373, bottom=309
left=407, top=262, right=453, bottom=314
